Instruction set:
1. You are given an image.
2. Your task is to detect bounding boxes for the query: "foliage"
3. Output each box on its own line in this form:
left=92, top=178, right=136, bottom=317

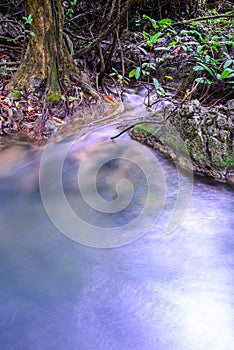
left=194, top=52, right=234, bottom=85
left=110, top=68, right=130, bottom=85
left=128, top=10, right=234, bottom=103
left=64, top=0, right=78, bottom=21
left=23, top=14, right=35, bottom=37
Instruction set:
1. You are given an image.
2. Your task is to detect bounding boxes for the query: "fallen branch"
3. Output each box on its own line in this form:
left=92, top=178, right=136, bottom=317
left=111, top=81, right=200, bottom=140
left=173, top=13, right=234, bottom=25
left=0, top=60, right=20, bottom=66
left=111, top=120, right=162, bottom=140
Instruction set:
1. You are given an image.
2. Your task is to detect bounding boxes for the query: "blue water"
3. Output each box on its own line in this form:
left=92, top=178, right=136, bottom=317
left=0, top=98, right=234, bottom=350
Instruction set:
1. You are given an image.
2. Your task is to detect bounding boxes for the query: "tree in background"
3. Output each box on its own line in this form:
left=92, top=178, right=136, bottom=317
left=6, top=0, right=99, bottom=101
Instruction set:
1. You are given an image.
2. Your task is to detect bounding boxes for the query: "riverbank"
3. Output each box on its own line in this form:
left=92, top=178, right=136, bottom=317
left=129, top=98, right=234, bottom=184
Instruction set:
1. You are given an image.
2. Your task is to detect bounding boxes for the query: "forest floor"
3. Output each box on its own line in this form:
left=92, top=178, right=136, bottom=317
left=0, top=3, right=234, bottom=140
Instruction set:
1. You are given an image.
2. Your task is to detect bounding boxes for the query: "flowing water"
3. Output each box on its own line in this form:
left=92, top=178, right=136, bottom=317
left=0, top=91, right=234, bottom=350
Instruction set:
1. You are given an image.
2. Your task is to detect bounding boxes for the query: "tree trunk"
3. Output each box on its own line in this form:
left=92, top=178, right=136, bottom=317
left=6, top=0, right=98, bottom=100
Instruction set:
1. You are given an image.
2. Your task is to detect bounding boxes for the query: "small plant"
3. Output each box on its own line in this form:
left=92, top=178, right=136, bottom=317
left=65, top=0, right=78, bottom=22
left=23, top=14, right=35, bottom=37
left=128, top=63, right=166, bottom=97
left=129, top=62, right=157, bottom=80
left=152, top=78, right=166, bottom=96
left=194, top=51, right=234, bottom=86
left=127, top=12, right=234, bottom=104
left=128, top=15, right=173, bottom=97
left=110, top=68, right=129, bottom=85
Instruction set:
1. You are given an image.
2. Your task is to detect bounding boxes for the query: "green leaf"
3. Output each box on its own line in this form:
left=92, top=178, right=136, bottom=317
left=195, top=77, right=212, bottom=84
left=211, top=36, right=220, bottom=41
left=142, top=31, right=151, bottom=40
left=224, top=60, right=233, bottom=69
left=159, top=18, right=172, bottom=25
left=153, top=78, right=166, bottom=95
left=141, top=62, right=156, bottom=70
left=146, top=40, right=152, bottom=47
left=196, top=62, right=214, bottom=76
left=165, top=76, right=173, bottom=80
left=23, top=13, right=33, bottom=25
left=185, top=30, right=205, bottom=43
left=221, top=68, right=234, bottom=79
left=226, top=41, right=234, bottom=47
left=205, top=55, right=211, bottom=63
left=211, top=44, right=219, bottom=53
left=226, top=73, right=234, bottom=79
left=138, top=47, right=148, bottom=56
left=223, top=52, right=232, bottom=60
left=158, top=87, right=166, bottom=96
left=135, top=66, right=141, bottom=80
left=193, top=65, right=205, bottom=71
left=195, top=77, right=206, bottom=83
left=150, top=32, right=162, bottom=43
left=197, top=45, right=204, bottom=54
left=143, top=15, right=158, bottom=29
left=153, top=78, right=160, bottom=89
left=169, top=41, right=177, bottom=47
left=129, top=69, right=136, bottom=78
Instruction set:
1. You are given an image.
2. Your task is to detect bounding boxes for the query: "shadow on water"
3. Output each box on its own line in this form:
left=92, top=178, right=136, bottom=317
left=0, top=90, right=234, bottom=350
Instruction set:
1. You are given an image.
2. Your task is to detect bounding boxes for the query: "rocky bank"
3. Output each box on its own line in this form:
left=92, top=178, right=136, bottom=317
left=130, top=99, right=234, bottom=184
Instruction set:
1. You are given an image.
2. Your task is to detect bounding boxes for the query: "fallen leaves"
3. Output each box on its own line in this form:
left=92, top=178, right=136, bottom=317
left=0, top=87, right=42, bottom=137
left=105, top=95, right=115, bottom=103
left=0, top=99, right=9, bottom=109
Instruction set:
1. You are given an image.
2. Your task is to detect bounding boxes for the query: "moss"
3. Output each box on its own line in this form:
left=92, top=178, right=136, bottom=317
left=184, top=127, right=197, bottom=140
left=11, top=90, right=21, bottom=99
left=193, top=150, right=210, bottom=164
left=134, top=123, right=157, bottom=136
left=46, top=93, right=60, bottom=103
left=134, top=122, right=189, bottom=156
left=225, top=155, right=234, bottom=168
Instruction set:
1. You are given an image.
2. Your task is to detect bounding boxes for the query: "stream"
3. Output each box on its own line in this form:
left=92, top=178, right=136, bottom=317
left=0, top=91, right=234, bottom=350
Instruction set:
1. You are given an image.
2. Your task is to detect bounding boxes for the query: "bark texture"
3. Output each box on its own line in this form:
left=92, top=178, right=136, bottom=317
left=6, top=0, right=95, bottom=99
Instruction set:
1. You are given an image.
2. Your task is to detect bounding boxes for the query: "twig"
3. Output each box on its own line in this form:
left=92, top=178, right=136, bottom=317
left=76, top=0, right=134, bottom=58
left=111, top=80, right=193, bottom=139
left=0, top=44, right=20, bottom=51
left=164, top=80, right=200, bottom=122
left=173, top=13, right=234, bottom=26
left=111, top=120, right=162, bottom=140
left=0, top=61, right=20, bottom=66
left=206, top=90, right=234, bottom=109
